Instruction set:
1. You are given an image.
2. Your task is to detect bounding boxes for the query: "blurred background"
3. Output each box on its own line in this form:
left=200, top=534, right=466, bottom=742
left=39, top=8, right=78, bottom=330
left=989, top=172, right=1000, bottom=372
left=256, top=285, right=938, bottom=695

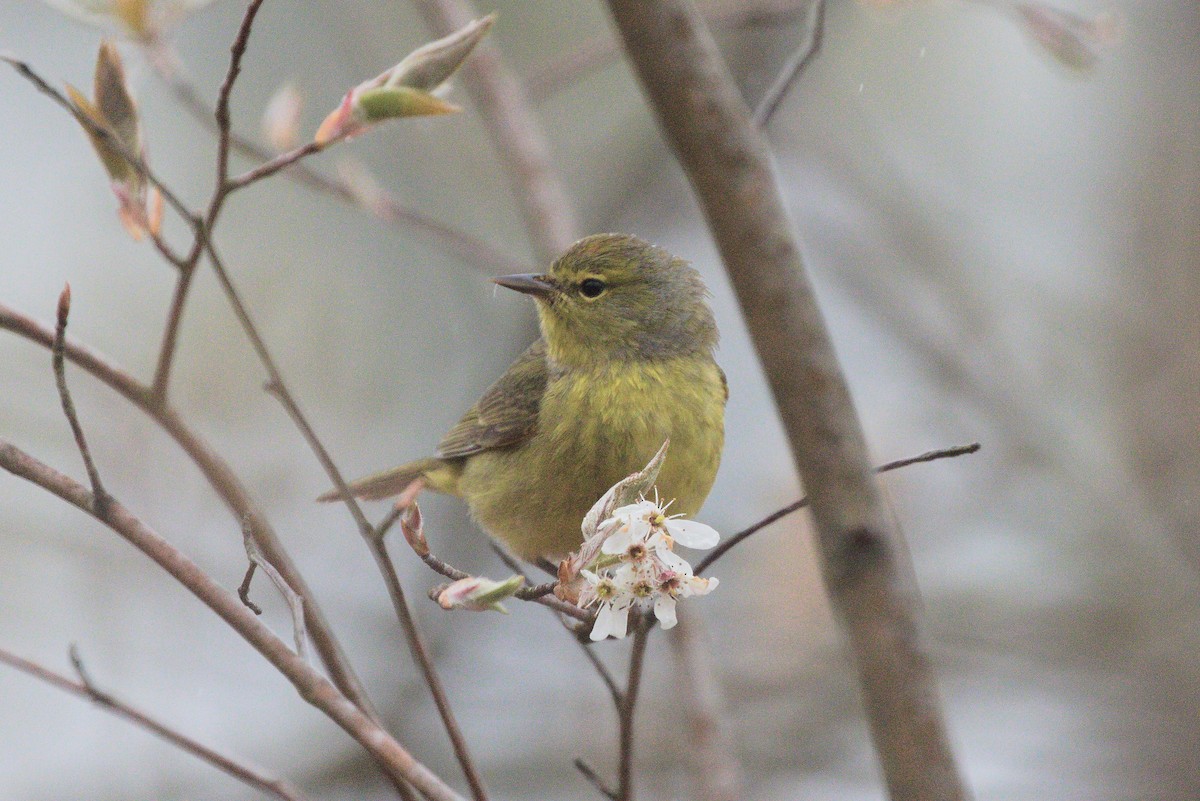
left=2, top=1, right=1198, bottom=799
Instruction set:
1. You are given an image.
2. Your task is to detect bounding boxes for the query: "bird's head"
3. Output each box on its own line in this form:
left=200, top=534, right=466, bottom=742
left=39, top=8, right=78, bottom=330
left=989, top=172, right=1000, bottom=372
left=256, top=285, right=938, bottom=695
left=494, top=233, right=717, bottom=368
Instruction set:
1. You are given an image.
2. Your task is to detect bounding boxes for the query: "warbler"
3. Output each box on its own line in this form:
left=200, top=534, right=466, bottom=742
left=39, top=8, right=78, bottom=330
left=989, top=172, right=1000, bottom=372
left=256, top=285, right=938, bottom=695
left=322, top=233, right=726, bottom=560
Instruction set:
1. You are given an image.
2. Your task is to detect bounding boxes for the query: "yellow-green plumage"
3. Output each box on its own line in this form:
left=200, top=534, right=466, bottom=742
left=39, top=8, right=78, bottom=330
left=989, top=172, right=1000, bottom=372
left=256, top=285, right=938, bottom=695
left=324, top=233, right=726, bottom=560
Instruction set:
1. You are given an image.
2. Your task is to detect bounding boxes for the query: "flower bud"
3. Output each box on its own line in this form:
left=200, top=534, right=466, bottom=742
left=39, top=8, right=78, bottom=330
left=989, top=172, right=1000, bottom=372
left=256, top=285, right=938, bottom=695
left=314, top=14, right=493, bottom=145
left=436, top=574, right=525, bottom=613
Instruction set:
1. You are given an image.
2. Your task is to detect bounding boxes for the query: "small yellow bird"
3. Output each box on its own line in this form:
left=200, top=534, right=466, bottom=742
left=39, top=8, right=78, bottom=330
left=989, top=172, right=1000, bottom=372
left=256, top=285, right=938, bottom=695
left=322, top=233, right=726, bottom=560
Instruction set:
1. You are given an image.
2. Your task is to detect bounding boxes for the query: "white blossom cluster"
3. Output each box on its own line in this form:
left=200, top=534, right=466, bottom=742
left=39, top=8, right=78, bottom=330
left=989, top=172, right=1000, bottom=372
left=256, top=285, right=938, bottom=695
left=579, top=498, right=719, bottom=641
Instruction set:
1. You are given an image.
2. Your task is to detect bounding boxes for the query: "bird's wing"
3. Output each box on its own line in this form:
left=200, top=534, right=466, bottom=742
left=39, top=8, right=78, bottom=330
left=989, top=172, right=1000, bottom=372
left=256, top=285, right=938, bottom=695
left=435, top=339, right=549, bottom=459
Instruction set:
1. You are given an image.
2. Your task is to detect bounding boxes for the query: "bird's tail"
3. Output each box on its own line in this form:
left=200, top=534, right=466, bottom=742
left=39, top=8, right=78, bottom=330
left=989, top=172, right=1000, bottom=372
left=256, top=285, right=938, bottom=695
left=316, top=457, right=453, bottom=502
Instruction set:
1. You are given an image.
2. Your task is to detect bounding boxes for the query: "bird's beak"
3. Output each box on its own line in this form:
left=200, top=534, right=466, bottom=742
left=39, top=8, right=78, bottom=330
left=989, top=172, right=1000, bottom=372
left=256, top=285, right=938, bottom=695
left=493, top=273, right=558, bottom=299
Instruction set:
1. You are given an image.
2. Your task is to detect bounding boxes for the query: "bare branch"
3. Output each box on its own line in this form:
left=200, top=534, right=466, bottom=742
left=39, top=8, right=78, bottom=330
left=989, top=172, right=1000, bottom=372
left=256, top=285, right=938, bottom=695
left=616, top=620, right=650, bottom=801
left=751, top=0, right=824, bottom=127
left=242, top=518, right=309, bottom=661
left=214, top=0, right=267, bottom=185
left=0, top=440, right=466, bottom=801
left=226, top=142, right=323, bottom=191
left=51, top=285, right=109, bottom=514
left=603, top=2, right=970, bottom=799
left=369, top=534, right=490, bottom=801
left=695, top=443, right=982, bottom=574
left=410, top=0, right=577, bottom=261
left=0, top=645, right=307, bottom=801
left=574, top=758, right=619, bottom=801
left=150, top=236, right=205, bottom=400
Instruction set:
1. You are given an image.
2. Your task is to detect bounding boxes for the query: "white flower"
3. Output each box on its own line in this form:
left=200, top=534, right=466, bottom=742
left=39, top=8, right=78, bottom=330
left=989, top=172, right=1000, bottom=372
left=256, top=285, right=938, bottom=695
left=579, top=494, right=721, bottom=639
left=647, top=544, right=719, bottom=630
left=579, top=568, right=636, bottom=641
left=599, top=500, right=656, bottom=557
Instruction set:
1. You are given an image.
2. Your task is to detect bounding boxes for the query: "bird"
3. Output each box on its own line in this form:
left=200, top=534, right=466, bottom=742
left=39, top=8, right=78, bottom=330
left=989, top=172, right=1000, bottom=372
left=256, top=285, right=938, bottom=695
left=321, top=232, right=726, bottom=561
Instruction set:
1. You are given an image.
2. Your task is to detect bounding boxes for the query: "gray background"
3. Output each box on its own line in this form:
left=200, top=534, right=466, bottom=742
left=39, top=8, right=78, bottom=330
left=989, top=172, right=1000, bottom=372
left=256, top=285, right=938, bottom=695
left=2, top=1, right=1198, bottom=799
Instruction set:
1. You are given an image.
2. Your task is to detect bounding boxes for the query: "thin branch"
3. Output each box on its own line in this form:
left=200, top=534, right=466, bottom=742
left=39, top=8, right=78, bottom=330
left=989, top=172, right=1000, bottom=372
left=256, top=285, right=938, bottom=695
left=226, top=142, right=323, bottom=191
left=1, top=55, right=198, bottom=227
left=0, top=302, right=380, bottom=726
left=574, top=758, right=619, bottom=801
left=751, top=0, right=824, bottom=127
left=242, top=518, right=310, bottom=661
left=0, top=645, right=307, bottom=801
left=603, top=3, right=971, bottom=799
left=150, top=236, right=205, bottom=399
left=214, top=0, right=267, bottom=186
left=410, top=0, right=577, bottom=262
left=415, top=543, right=592, bottom=623
left=571, top=632, right=622, bottom=707
left=695, top=443, right=982, bottom=574
left=143, top=42, right=529, bottom=275
left=616, top=621, right=650, bottom=801
left=51, top=285, right=109, bottom=514
left=0, top=440, right=466, bottom=801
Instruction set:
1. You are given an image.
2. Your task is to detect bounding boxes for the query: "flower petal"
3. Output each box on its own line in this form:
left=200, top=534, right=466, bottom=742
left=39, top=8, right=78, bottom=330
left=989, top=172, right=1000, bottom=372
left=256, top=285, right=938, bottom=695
left=652, top=546, right=692, bottom=575
left=666, top=519, right=719, bottom=550
left=654, top=594, right=677, bottom=629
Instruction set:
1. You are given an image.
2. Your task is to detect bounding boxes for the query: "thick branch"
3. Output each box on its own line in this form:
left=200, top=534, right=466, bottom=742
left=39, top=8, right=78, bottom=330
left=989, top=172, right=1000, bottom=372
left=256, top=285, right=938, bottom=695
left=0, top=441, right=465, bottom=801
left=603, top=3, right=969, bottom=800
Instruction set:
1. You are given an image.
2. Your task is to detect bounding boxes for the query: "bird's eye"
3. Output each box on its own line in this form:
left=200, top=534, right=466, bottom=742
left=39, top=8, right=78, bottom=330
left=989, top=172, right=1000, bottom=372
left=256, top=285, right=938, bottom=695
left=580, top=278, right=606, bottom=298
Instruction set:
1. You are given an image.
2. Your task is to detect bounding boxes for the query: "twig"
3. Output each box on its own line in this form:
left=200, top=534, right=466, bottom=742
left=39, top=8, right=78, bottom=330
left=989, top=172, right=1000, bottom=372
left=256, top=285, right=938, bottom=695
left=603, top=2, right=971, bottom=799
left=0, top=301, right=381, bottom=727
left=0, top=645, right=307, bottom=801
left=695, top=443, right=982, bottom=574
left=242, top=518, right=309, bottom=661
left=214, top=0, right=267, bottom=186
left=150, top=236, right=205, bottom=399
left=51, top=285, right=109, bottom=515
left=238, top=561, right=263, bottom=614
left=0, top=440, right=466, bottom=801
left=668, top=613, right=742, bottom=801
left=410, top=0, right=577, bottom=262
left=574, top=758, right=619, bottom=801
left=751, top=0, right=824, bottom=127
left=571, top=630, right=622, bottom=707
left=414, top=541, right=591, bottom=622
left=226, top=142, right=323, bottom=191
left=616, top=620, right=650, bottom=801
left=151, top=0, right=271, bottom=404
